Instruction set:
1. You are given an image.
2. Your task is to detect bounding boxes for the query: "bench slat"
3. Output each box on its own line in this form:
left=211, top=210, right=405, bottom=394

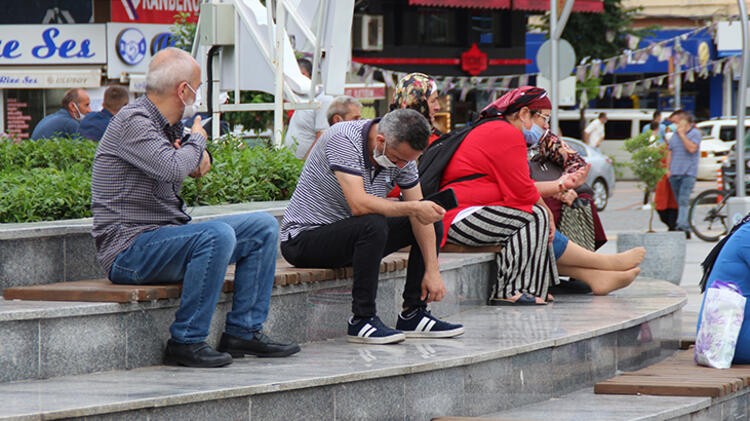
left=3, top=256, right=409, bottom=303
left=594, top=349, right=750, bottom=398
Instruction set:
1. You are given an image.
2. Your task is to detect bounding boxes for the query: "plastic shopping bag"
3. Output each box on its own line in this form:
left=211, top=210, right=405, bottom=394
left=695, top=281, right=746, bottom=369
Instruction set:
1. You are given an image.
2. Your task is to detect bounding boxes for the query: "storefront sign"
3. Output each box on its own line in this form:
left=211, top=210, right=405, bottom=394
left=0, top=68, right=102, bottom=88
left=717, top=21, right=741, bottom=57
left=111, top=0, right=200, bottom=24
left=344, top=83, right=386, bottom=100
left=0, top=25, right=106, bottom=65
left=106, top=23, right=175, bottom=78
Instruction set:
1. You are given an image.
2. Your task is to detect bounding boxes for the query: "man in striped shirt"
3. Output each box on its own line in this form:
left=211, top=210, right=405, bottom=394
left=91, top=48, right=299, bottom=368
left=281, top=109, right=464, bottom=344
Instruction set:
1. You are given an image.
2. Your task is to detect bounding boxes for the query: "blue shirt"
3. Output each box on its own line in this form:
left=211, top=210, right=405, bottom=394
left=30, top=109, right=80, bottom=140
left=641, top=121, right=666, bottom=143
left=77, top=108, right=113, bottom=141
left=668, top=127, right=701, bottom=177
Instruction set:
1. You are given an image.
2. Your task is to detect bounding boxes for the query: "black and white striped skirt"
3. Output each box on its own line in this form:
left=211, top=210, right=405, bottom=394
left=447, top=204, right=558, bottom=301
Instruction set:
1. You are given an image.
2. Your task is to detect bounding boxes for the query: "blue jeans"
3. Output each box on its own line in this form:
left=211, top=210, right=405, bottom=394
left=669, top=174, right=696, bottom=231
left=109, top=213, right=279, bottom=344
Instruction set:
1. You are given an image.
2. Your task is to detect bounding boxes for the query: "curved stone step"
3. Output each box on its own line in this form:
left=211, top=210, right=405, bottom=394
left=0, top=280, right=685, bottom=421
left=0, top=252, right=495, bottom=383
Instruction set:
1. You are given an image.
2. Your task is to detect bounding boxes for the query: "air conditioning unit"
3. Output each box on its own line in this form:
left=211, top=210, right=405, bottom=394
left=353, top=14, right=383, bottom=51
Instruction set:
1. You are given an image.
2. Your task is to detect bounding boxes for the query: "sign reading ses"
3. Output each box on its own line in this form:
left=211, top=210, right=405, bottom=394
left=0, top=25, right=106, bottom=65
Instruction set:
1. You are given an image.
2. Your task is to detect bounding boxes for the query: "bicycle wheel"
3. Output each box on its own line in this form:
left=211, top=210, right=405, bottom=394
left=688, top=189, right=729, bottom=242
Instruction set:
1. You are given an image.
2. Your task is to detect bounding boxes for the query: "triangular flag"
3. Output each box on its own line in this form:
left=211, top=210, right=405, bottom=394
left=617, top=54, right=629, bottom=69
left=576, top=65, right=587, bottom=82
left=382, top=70, right=394, bottom=88
left=651, top=44, right=663, bottom=58
left=627, top=34, right=640, bottom=50
left=603, top=58, right=616, bottom=74
left=658, top=46, right=672, bottom=62
left=613, top=84, right=624, bottom=99
left=643, top=78, right=652, bottom=90
left=579, top=88, right=588, bottom=105
left=599, top=86, right=607, bottom=98
left=625, top=82, right=636, bottom=97
left=713, top=60, right=723, bottom=76
left=685, top=68, right=695, bottom=83
left=500, top=76, right=512, bottom=89
left=655, top=75, right=665, bottom=86
left=589, top=61, right=601, bottom=79
left=518, top=74, right=528, bottom=86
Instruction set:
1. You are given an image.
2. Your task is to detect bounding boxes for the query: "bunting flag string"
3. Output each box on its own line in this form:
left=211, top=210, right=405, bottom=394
left=348, top=18, right=739, bottom=104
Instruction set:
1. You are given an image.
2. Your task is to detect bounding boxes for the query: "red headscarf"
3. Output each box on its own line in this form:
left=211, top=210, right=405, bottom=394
left=480, top=86, right=551, bottom=119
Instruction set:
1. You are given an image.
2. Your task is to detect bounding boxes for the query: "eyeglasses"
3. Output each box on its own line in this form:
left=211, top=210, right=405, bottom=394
left=534, top=112, right=551, bottom=125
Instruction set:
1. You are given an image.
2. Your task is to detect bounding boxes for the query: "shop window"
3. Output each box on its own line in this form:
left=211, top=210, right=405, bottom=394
left=4, top=90, right=45, bottom=140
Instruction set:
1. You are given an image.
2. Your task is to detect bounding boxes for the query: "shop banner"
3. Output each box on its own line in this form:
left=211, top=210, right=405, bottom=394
left=0, top=24, right=106, bottom=65
left=0, top=67, right=102, bottom=88
left=111, top=0, right=200, bottom=24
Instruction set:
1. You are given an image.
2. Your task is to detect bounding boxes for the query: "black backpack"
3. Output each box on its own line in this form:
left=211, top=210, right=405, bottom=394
left=418, top=117, right=500, bottom=196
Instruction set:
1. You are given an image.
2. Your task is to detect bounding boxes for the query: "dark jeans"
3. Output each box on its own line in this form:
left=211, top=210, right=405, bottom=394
left=281, top=215, right=443, bottom=318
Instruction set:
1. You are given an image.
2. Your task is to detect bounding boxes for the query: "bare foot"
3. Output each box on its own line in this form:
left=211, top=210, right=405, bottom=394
left=588, top=267, right=640, bottom=295
left=615, top=247, right=646, bottom=270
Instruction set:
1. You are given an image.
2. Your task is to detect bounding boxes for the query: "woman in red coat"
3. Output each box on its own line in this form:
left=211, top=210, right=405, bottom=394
left=441, top=86, right=564, bottom=305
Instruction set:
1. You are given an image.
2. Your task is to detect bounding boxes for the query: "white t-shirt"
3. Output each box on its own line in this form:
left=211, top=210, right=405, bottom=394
left=284, top=93, right=334, bottom=159
left=584, top=118, right=605, bottom=147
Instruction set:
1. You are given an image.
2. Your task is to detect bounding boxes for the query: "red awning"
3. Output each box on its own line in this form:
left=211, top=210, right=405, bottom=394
left=409, top=0, right=511, bottom=8
left=409, top=0, right=604, bottom=13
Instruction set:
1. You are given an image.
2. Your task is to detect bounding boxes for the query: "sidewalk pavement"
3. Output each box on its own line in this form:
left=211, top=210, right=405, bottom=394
left=597, top=181, right=718, bottom=343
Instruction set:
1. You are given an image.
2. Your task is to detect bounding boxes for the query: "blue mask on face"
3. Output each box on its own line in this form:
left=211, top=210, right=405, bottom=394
left=523, top=123, right=546, bottom=146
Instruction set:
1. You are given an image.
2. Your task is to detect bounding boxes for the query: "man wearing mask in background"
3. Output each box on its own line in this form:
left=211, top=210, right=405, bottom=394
left=31, top=88, right=91, bottom=140
left=78, top=85, right=130, bottom=141
left=91, top=47, right=299, bottom=368
left=666, top=109, right=701, bottom=239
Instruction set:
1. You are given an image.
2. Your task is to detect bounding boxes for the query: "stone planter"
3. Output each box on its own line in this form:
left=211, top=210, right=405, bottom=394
left=616, top=231, right=686, bottom=285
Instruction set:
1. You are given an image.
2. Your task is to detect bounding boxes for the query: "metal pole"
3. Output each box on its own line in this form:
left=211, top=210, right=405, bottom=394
left=549, top=0, right=575, bottom=134
left=736, top=1, right=749, bottom=198
left=550, top=0, right=558, bottom=134
left=674, top=59, right=681, bottom=110
left=273, top=0, right=285, bottom=147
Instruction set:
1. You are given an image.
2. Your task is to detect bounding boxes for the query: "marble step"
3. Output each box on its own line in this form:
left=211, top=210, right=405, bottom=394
left=479, top=386, right=748, bottom=421
left=0, top=280, right=685, bottom=421
left=0, top=252, right=494, bottom=383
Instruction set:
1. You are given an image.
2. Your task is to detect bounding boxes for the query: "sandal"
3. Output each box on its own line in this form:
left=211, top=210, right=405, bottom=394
left=489, top=292, right=547, bottom=306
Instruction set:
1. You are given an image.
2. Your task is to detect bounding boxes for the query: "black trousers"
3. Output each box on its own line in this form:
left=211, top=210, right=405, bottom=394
left=281, top=215, right=443, bottom=318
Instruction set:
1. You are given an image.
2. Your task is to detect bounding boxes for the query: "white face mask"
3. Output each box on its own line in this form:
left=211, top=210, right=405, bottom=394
left=181, top=83, right=202, bottom=119
left=72, top=103, right=85, bottom=121
left=373, top=142, right=399, bottom=168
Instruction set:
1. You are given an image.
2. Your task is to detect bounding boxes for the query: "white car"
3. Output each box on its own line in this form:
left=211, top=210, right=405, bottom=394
left=696, top=118, right=750, bottom=149
left=696, top=137, right=731, bottom=180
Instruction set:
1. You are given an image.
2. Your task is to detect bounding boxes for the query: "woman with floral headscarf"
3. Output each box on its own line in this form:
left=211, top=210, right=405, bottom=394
left=387, top=73, right=443, bottom=199
left=390, top=72, right=442, bottom=143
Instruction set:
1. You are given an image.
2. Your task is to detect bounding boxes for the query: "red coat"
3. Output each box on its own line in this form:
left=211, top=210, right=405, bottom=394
left=439, top=119, right=539, bottom=245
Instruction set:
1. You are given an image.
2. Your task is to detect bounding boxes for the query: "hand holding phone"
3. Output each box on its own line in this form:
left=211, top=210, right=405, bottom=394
left=422, top=188, right=458, bottom=210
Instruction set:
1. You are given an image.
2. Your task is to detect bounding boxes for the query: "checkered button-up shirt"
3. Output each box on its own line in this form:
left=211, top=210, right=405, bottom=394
left=91, top=95, right=207, bottom=275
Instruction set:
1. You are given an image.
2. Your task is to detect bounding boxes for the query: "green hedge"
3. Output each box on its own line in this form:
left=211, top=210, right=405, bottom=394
left=0, top=136, right=303, bottom=223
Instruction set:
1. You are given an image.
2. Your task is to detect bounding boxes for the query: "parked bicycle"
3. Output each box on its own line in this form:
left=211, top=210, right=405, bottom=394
left=688, top=188, right=731, bottom=242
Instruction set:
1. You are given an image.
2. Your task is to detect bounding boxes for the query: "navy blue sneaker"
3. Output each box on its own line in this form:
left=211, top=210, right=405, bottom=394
left=396, top=308, right=465, bottom=338
left=347, top=315, right=406, bottom=344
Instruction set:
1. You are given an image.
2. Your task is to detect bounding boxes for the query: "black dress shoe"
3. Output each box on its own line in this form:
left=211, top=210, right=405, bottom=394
left=164, top=340, right=233, bottom=368
left=218, top=332, right=300, bottom=358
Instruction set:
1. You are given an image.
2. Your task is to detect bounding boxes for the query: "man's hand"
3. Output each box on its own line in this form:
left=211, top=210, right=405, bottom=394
left=421, top=269, right=447, bottom=303
left=192, top=115, right=208, bottom=139
left=413, top=201, right=446, bottom=225
left=189, top=150, right=211, bottom=178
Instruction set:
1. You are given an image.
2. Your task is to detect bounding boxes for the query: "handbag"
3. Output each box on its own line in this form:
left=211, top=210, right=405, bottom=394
left=695, top=281, right=746, bottom=369
left=558, top=198, right=596, bottom=251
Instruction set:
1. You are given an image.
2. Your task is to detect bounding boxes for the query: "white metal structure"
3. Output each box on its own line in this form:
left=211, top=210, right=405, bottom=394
left=192, top=0, right=354, bottom=144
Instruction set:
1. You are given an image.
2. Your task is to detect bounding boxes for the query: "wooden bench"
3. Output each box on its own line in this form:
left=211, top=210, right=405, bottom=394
left=441, top=243, right=502, bottom=253
left=2, top=255, right=408, bottom=304
left=594, top=349, right=750, bottom=398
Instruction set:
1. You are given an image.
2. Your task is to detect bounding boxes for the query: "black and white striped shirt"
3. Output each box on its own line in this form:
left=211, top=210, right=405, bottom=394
left=280, top=119, right=418, bottom=241
left=91, top=96, right=206, bottom=274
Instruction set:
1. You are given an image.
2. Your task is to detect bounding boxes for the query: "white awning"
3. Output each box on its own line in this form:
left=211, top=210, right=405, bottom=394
left=0, top=67, right=102, bottom=89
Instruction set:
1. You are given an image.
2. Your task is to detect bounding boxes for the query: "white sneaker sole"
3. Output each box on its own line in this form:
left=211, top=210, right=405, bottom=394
left=346, top=332, right=406, bottom=344
left=402, top=326, right=465, bottom=338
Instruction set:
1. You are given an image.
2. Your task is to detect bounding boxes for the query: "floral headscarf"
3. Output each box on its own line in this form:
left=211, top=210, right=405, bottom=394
left=480, top=86, right=551, bottom=119
left=389, top=73, right=438, bottom=123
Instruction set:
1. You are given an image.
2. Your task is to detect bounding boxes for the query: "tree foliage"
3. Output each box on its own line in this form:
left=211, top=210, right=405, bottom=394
left=624, top=131, right=667, bottom=231
left=540, top=0, right=649, bottom=61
